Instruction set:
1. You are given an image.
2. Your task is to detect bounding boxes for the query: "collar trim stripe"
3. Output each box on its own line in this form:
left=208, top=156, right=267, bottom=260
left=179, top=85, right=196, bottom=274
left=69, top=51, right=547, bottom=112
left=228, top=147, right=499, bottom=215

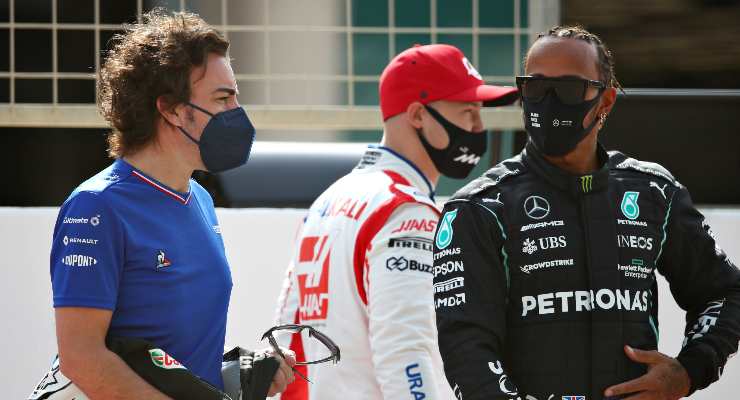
left=132, top=171, right=192, bottom=205
left=370, top=145, right=435, bottom=199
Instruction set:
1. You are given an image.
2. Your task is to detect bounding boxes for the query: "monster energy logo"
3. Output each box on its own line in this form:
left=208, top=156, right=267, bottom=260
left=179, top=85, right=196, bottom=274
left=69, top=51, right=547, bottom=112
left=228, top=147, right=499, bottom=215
left=580, top=175, right=593, bottom=193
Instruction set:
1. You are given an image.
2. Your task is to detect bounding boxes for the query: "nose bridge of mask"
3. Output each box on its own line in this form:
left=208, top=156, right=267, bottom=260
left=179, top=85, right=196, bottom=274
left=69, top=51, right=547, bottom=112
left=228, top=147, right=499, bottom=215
left=424, top=104, right=476, bottom=135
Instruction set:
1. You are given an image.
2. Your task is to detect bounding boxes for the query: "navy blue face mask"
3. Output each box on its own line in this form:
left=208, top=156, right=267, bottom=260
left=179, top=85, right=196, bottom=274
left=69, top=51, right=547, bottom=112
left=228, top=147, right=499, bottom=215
left=178, top=102, right=256, bottom=173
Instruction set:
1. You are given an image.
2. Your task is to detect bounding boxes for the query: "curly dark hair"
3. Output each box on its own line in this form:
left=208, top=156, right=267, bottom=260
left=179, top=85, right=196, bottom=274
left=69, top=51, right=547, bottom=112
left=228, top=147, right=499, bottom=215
left=527, top=25, right=622, bottom=90
left=98, top=9, right=229, bottom=158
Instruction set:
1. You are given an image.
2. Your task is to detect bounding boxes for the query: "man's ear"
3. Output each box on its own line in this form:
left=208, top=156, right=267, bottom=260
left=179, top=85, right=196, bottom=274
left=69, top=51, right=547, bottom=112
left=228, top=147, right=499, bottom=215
left=598, top=87, right=617, bottom=117
left=156, top=95, right=185, bottom=128
left=405, top=102, right=425, bottom=129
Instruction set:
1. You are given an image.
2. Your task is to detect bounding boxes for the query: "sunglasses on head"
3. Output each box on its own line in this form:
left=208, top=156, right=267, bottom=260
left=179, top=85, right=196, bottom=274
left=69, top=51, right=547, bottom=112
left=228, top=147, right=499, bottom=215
left=516, top=76, right=606, bottom=105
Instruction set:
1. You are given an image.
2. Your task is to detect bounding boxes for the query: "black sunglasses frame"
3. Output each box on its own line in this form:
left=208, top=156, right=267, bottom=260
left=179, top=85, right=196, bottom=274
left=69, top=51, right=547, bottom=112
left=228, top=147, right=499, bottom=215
left=515, top=76, right=606, bottom=105
left=261, top=324, right=341, bottom=383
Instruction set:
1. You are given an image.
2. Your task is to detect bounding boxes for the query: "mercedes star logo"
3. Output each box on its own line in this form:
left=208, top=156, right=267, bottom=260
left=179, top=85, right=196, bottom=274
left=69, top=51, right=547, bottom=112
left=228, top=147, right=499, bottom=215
left=523, top=195, right=550, bottom=220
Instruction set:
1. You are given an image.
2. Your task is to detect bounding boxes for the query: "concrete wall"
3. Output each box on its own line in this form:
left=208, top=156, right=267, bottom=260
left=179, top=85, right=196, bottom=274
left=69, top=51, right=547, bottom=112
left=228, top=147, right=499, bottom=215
left=1, top=207, right=738, bottom=399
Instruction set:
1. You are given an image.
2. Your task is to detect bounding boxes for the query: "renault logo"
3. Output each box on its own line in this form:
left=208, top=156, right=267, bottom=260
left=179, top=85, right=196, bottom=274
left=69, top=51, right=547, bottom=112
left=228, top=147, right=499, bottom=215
left=524, top=195, right=550, bottom=220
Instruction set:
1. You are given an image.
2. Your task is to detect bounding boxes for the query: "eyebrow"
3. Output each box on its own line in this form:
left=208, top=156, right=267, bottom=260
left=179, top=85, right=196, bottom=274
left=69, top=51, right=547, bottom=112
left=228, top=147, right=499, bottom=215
left=213, top=87, right=238, bottom=96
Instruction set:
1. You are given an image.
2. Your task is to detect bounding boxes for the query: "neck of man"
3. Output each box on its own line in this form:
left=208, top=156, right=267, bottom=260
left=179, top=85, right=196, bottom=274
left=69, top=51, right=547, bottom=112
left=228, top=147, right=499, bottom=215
left=381, top=124, right=440, bottom=189
left=123, top=131, right=194, bottom=193
left=542, top=130, right=600, bottom=176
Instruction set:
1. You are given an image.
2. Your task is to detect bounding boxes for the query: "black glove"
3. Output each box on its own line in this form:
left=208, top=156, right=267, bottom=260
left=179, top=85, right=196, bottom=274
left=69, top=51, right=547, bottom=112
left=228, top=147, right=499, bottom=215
left=222, top=347, right=281, bottom=400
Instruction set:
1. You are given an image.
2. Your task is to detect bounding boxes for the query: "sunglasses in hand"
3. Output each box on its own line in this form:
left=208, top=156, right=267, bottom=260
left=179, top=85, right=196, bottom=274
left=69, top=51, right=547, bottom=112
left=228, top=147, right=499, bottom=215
left=261, top=324, right=341, bottom=383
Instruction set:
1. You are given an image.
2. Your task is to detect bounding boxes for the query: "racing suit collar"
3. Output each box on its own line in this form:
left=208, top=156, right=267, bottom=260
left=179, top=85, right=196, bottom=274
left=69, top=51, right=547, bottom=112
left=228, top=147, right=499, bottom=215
left=361, top=145, right=435, bottom=200
left=523, top=140, right=610, bottom=197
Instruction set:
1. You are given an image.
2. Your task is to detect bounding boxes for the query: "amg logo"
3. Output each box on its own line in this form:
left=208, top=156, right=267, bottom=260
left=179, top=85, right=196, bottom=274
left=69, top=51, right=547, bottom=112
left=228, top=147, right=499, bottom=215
left=61, top=254, right=98, bottom=267
left=389, top=237, right=433, bottom=252
left=436, top=293, right=466, bottom=309
left=521, top=289, right=649, bottom=317
left=520, top=220, right=565, bottom=232
left=434, top=261, right=464, bottom=277
left=434, top=277, right=465, bottom=293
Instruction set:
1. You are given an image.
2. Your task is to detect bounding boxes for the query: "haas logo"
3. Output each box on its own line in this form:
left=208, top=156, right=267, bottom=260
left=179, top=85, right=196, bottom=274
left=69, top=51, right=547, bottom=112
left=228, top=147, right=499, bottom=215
left=297, top=236, right=332, bottom=321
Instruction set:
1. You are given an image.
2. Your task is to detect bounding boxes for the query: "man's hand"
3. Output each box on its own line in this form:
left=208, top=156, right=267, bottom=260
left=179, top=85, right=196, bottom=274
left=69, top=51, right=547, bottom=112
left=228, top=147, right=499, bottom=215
left=266, top=348, right=297, bottom=397
left=604, top=345, right=691, bottom=400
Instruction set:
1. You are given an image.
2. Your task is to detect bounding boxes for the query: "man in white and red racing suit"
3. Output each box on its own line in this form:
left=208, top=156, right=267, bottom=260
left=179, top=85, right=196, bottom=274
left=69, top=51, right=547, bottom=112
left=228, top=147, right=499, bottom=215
left=274, top=44, right=518, bottom=400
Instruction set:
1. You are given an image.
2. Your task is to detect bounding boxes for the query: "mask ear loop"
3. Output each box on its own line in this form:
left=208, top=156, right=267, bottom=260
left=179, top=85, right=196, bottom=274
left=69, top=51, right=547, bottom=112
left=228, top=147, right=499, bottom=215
left=176, top=102, right=215, bottom=145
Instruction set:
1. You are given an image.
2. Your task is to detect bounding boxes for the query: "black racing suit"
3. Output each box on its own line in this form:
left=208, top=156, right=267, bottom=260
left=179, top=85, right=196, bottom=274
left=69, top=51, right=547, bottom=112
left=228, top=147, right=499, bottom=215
left=432, top=143, right=740, bottom=400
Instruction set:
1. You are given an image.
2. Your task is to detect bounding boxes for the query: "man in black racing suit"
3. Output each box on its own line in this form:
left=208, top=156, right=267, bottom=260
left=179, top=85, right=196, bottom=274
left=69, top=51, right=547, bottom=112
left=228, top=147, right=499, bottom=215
left=432, top=26, right=740, bottom=400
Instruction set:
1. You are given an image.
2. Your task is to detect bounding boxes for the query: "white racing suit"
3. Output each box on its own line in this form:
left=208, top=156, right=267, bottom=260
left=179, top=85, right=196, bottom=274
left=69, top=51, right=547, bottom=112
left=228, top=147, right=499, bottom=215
left=275, top=145, right=456, bottom=400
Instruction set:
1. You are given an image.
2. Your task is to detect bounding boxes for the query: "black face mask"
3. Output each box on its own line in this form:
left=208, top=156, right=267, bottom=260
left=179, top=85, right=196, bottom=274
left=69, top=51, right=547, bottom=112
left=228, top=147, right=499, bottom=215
left=522, top=90, right=603, bottom=157
left=417, top=105, right=487, bottom=179
left=178, top=102, right=256, bottom=173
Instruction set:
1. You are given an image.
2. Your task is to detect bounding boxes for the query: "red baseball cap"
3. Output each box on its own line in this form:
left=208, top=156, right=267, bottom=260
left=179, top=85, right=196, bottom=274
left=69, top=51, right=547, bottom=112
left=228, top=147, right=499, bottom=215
left=379, top=44, right=518, bottom=120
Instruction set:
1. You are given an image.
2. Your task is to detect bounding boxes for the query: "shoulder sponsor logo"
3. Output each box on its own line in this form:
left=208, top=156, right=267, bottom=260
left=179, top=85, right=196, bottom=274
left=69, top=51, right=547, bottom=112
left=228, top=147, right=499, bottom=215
left=524, top=195, right=550, bottom=220
left=357, top=150, right=382, bottom=168
left=618, top=258, right=653, bottom=280
left=434, top=260, right=464, bottom=277
left=435, top=293, right=466, bottom=309
left=388, top=237, right=433, bottom=252
left=520, top=258, right=574, bottom=274
left=435, top=209, right=458, bottom=250
left=650, top=181, right=668, bottom=200
left=488, top=360, right=518, bottom=396
left=481, top=192, right=503, bottom=205
left=520, top=219, right=564, bottom=232
left=617, top=219, right=648, bottom=227
left=386, top=257, right=432, bottom=274
left=617, top=235, right=653, bottom=250
left=392, top=219, right=437, bottom=234
left=521, top=289, right=649, bottom=317
left=62, top=236, right=99, bottom=246
left=620, top=191, right=641, bottom=220
left=62, top=215, right=101, bottom=226
left=61, top=254, right=98, bottom=267
left=522, top=236, right=567, bottom=255
left=317, top=197, right=368, bottom=220
left=148, top=349, right=186, bottom=370
left=434, top=277, right=465, bottom=294
left=433, top=247, right=461, bottom=261
left=405, top=363, right=426, bottom=400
